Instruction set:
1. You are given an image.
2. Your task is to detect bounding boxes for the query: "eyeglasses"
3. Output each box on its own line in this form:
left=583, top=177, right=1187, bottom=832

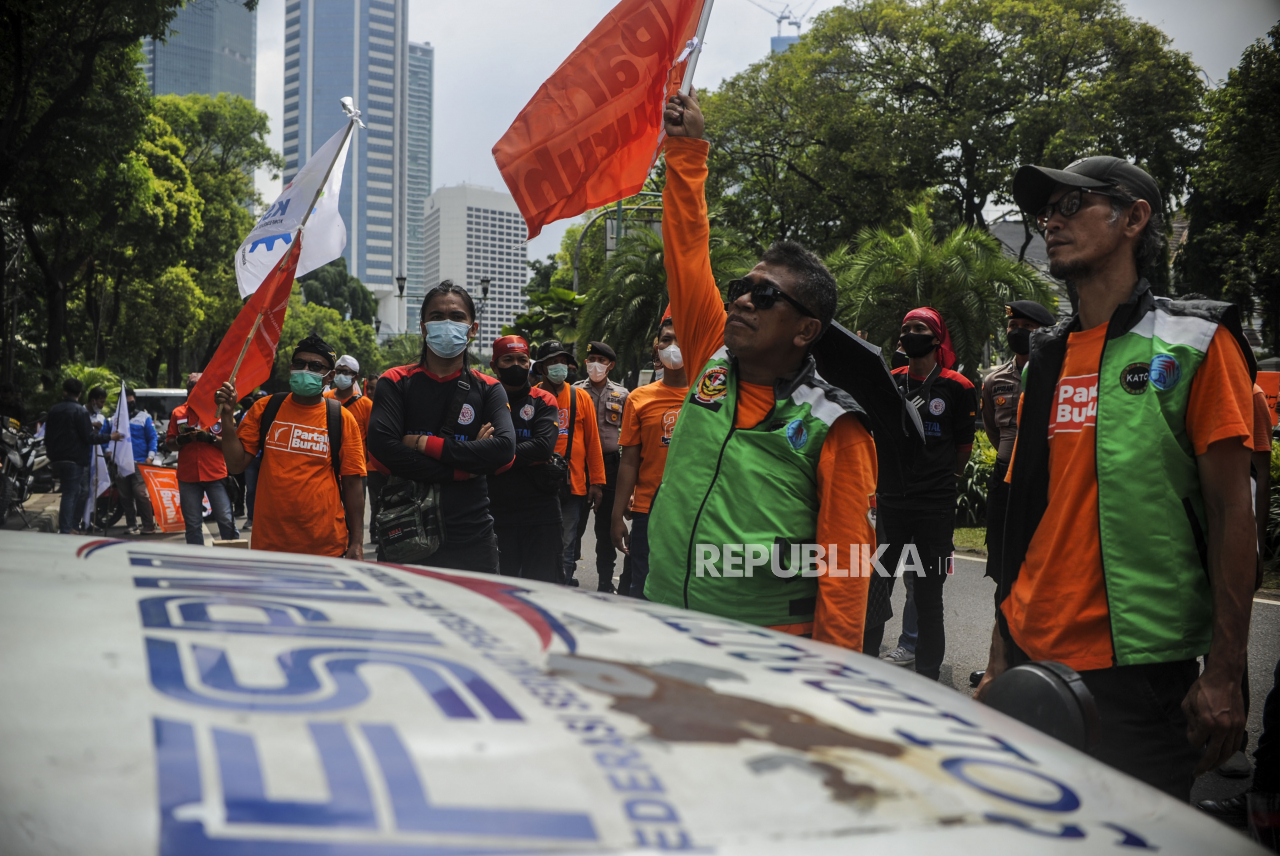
left=724, top=279, right=817, bottom=318
left=334, top=368, right=358, bottom=377
left=1035, top=188, right=1131, bottom=233
left=291, top=359, right=331, bottom=373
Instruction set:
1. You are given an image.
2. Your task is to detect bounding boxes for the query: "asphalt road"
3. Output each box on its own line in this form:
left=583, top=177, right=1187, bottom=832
left=571, top=511, right=1280, bottom=809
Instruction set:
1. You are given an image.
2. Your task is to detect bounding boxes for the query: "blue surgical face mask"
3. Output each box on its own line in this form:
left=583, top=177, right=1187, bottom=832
left=424, top=320, right=471, bottom=358
left=545, top=363, right=569, bottom=384
left=333, top=374, right=355, bottom=390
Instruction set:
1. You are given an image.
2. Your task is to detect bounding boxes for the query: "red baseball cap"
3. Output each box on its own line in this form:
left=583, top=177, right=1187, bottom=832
left=492, top=335, right=530, bottom=360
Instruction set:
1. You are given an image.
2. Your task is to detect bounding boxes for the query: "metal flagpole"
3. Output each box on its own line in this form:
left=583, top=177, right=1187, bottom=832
left=680, top=0, right=715, bottom=95
left=227, top=114, right=359, bottom=388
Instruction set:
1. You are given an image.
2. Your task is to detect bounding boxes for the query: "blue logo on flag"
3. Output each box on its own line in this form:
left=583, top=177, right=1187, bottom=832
left=249, top=232, right=292, bottom=253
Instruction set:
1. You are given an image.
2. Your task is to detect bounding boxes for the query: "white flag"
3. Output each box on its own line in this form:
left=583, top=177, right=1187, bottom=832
left=235, top=119, right=355, bottom=298
left=109, top=381, right=134, bottom=479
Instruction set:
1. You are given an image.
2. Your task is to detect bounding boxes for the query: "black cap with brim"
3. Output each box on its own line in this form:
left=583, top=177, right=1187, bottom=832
left=292, top=335, right=337, bottom=369
left=1013, top=156, right=1161, bottom=216
left=1006, top=300, right=1056, bottom=327
left=534, top=340, right=573, bottom=367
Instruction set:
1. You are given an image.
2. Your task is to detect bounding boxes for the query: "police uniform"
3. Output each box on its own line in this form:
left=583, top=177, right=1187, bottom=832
left=982, top=300, right=1055, bottom=586
left=573, top=341, right=631, bottom=593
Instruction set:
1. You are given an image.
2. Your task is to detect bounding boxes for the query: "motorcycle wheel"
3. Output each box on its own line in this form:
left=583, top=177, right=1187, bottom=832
left=96, top=493, right=124, bottom=530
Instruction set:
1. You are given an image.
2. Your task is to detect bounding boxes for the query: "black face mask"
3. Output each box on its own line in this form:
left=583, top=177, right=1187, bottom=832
left=566, top=367, right=579, bottom=385
left=498, top=364, right=530, bottom=387
left=1006, top=327, right=1032, bottom=356
left=899, top=332, right=937, bottom=359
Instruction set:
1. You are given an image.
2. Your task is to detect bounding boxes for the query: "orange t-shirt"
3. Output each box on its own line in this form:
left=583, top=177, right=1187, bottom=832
left=324, top=389, right=373, bottom=445
left=662, top=135, right=878, bottom=651
left=540, top=383, right=606, bottom=496
left=1003, top=323, right=1254, bottom=670
left=619, top=380, right=688, bottom=513
left=1252, top=384, right=1272, bottom=453
left=237, top=395, right=367, bottom=557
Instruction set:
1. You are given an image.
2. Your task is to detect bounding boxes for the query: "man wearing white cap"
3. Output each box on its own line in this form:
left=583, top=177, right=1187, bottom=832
left=324, top=355, right=373, bottom=529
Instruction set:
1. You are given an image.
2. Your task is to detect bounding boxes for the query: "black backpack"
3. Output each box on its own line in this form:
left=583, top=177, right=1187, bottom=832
left=258, top=393, right=343, bottom=485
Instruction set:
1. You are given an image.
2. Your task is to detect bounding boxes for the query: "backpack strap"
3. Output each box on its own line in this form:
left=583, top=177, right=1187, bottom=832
left=326, top=398, right=343, bottom=485
left=564, top=385, right=577, bottom=465
left=258, top=393, right=289, bottom=456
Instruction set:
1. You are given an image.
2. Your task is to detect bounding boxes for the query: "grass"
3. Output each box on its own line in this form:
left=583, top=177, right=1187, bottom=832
left=953, top=527, right=988, bottom=556
left=1264, top=568, right=1280, bottom=594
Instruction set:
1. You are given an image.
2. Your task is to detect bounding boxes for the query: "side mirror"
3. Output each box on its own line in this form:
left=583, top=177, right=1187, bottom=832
left=983, top=660, right=1100, bottom=752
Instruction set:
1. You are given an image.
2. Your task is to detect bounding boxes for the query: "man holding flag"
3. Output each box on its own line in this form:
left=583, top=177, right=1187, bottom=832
left=641, top=90, right=877, bottom=651
left=101, top=385, right=159, bottom=536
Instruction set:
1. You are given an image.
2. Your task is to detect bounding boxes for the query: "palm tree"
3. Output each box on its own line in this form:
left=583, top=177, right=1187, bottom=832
left=579, top=216, right=754, bottom=381
left=833, top=202, right=1055, bottom=378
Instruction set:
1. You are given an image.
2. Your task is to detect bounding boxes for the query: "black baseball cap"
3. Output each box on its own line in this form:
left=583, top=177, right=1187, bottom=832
left=1006, top=300, right=1056, bottom=327
left=534, top=340, right=573, bottom=366
left=292, top=335, right=337, bottom=369
left=1013, top=156, right=1161, bottom=217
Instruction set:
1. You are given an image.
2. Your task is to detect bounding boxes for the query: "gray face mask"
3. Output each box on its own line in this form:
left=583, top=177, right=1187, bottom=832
left=545, top=364, right=570, bottom=384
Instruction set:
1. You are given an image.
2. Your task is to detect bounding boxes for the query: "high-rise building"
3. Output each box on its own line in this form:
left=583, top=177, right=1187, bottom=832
left=283, top=0, right=409, bottom=336
left=142, top=0, right=256, bottom=100
left=422, top=185, right=528, bottom=348
left=405, top=42, right=434, bottom=309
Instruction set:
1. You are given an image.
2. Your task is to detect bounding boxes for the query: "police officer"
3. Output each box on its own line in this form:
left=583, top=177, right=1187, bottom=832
left=981, top=300, right=1055, bottom=585
left=573, top=341, right=630, bottom=593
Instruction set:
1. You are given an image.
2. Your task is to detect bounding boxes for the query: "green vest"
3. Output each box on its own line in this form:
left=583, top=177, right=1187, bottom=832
left=644, top=347, right=864, bottom=626
left=1004, top=287, right=1254, bottom=667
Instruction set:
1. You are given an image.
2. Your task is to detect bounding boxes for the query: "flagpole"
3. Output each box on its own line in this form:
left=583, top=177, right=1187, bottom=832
left=680, top=0, right=715, bottom=95
left=226, top=115, right=358, bottom=390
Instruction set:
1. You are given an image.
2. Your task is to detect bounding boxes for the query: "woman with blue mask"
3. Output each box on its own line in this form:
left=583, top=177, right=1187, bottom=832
left=366, top=280, right=517, bottom=573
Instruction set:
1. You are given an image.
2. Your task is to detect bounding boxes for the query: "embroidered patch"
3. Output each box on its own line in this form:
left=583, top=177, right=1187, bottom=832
left=995, top=396, right=1006, bottom=406
left=929, top=398, right=946, bottom=415
left=1149, top=354, right=1182, bottom=391
left=519, top=403, right=534, bottom=421
left=785, top=419, right=808, bottom=450
left=458, top=403, right=476, bottom=425
left=694, top=367, right=729, bottom=404
left=1120, top=362, right=1150, bottom=395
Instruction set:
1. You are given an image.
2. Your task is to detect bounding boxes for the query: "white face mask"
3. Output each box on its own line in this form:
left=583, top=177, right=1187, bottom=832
left=586, top=362, right=609, bottom=382
left=333, top=374, right=355, bottom=390
left=658, top=344, right=683, bottom=370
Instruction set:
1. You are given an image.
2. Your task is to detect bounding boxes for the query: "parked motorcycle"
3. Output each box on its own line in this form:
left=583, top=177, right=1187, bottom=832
left=1, top=417, right=38, bottom=527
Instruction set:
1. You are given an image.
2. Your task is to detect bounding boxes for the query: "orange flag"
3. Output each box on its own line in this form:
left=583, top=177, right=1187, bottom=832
left=188, top=237, right=303, bottom=428
left=493, top=0, right=707, bottom=239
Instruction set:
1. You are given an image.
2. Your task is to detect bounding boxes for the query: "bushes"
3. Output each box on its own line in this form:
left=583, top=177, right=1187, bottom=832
left=956, top=431, right=997, bottom=527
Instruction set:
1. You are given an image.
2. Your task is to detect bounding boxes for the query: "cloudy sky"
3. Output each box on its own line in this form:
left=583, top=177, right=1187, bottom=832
left=253, top=0, right=1280, bottom=261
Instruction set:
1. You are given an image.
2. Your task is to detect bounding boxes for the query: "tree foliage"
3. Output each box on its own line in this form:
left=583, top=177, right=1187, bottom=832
left=1176, top=23, right=1280, bottom=352
left=502, top=287, right=588, bottom=347
left=299, top=257, right=377, bottom=326
left=272, top=289, right=380, bottom=390
left=835, top=202, right=1055, bottom=379
left=702, top=0, right=1205, bottom=261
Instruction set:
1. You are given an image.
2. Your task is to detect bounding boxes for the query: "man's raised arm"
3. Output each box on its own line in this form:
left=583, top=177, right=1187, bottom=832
left=662, top=90, right=727, bottom=375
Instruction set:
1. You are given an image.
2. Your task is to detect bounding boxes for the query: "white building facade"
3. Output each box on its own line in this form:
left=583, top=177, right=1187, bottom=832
left=405, top=41, right=434, bottom=311
left=421, top=185, right=528, bottom=347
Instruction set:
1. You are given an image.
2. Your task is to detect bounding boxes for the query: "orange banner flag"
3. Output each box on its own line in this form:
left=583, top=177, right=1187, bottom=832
left=137, top=464, right=185, bottom=534
left=493, top=0, right=707, bottom=239
left=188, top=237, right=303, bottom=429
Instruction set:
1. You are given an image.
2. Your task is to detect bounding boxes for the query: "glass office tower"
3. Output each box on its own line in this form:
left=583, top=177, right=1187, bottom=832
left=142, top=0, right=257, bottom=100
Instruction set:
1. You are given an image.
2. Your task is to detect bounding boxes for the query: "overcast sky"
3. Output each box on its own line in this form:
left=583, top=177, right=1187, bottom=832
left=253, top=0, right=1280, bottom=261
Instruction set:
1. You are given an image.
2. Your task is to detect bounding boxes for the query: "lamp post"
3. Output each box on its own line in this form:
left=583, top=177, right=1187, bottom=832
left=474, top=276, right=491, bottom=361
left=572, top=193, right=663, bottom=292
left=395, top=275, right=407, bottom=339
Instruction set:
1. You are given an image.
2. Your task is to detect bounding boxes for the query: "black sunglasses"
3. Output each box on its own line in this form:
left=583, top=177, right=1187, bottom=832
left=291, top=359, right=331, bottom=373
left=724, top=279, right=817, bottom=319
left=1034, top=188, right=1131, bottom=233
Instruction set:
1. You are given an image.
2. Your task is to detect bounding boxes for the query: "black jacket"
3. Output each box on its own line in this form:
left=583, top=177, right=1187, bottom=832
left=488, top=383, right=561, bottom=526
left=368, top=364, right=516, bottom=545
left=45, top=400, right=111, bottom=466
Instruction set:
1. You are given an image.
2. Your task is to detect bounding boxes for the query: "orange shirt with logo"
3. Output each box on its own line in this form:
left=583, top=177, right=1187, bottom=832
left=237, top=395, right=367, bottom=557
left=540, top=383, right=605, bottom=496
left=1003, top=323, right=1253, bottom=670
left=619, top=380, right=688, bottom=513
left=324, top=389, right=373, bottom=446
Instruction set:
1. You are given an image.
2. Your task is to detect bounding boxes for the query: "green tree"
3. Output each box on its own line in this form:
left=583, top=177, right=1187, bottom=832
left=1176, top=23, right=1280, bottom=352
left=271, top=289, right=380, bottom=389
left=152, top=92, right=284, bottom=377
left=702, top=0, right=1205, bottom=262
left=835, top=202, right=1055, bottom=380
left=525, top=255, right=559, bottom=295
left=578, top=216, right=754, bottom=380
left=502, top=288, right=587, bottom=347
left=298, top=257, right=377, bottom=326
